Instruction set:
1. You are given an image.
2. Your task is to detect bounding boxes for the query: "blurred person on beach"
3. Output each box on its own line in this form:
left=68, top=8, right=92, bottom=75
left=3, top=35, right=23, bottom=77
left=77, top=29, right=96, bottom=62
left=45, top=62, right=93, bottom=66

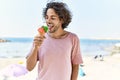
left=26, top=2, right=83, bottom=80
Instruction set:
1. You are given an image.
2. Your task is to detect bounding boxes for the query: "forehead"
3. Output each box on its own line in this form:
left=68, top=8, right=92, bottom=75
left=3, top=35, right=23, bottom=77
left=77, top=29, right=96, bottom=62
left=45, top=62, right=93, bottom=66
left=46, top=8, right=58, bottom=16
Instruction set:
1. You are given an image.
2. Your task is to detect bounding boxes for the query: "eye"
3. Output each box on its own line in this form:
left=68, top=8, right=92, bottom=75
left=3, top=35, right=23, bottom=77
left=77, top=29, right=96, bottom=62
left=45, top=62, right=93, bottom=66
left=51, top=17, right=56, bottom=20
left=45, top=16, right=48, bottom=20
left=51, top=17, right=57, bottom=20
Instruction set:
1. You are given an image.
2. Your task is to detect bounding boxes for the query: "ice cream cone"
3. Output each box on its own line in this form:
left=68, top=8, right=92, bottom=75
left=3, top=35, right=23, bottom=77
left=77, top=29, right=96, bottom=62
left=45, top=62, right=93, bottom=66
left=38, top=26, right=48, bottom=36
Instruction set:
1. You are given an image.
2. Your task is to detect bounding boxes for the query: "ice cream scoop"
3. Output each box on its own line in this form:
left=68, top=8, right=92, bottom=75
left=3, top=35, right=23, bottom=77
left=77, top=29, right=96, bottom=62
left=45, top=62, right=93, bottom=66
left=38, top=26, right=48, bottom=36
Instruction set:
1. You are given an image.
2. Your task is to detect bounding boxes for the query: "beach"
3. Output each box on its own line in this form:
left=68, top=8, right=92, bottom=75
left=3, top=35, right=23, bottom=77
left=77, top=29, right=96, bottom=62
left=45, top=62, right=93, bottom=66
left=0, top=55, right=120, bottom=80
left=0, top=58, right=38, bottom=80
left=79, top=55, right=120, bottom=80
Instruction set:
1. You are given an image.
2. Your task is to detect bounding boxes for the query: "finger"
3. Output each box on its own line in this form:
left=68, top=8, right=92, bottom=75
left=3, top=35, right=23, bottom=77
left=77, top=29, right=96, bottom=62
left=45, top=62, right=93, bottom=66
left=34, top=37, right=44, bottom=42
left=33, top=41, right=43, bottom=46
left=34, top=35, right=45, bottom=40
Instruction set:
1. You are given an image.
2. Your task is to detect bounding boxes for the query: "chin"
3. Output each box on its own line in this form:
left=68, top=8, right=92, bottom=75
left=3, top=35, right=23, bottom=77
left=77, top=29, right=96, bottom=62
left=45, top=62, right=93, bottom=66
left=48, top=29, right=55, bottom=33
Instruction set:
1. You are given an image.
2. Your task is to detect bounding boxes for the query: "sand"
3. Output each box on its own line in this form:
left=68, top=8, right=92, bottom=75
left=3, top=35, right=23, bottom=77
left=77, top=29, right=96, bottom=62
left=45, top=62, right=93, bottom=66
left=0, top=55, right=120, bottom=80
left=79, top=55, right=120, bottom=80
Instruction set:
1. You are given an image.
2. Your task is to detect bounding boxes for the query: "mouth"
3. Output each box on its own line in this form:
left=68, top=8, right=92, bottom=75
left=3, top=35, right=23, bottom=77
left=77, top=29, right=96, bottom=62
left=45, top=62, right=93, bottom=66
left=47, top=24, right=54, bottom=31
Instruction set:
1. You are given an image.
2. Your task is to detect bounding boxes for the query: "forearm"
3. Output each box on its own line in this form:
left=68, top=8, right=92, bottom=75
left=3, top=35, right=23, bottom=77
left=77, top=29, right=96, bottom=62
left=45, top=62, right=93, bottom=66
left=26, top=33, right=45, bottom=71
left=26, top=46, right=38, bottom=71
left=71, top=64, right=79, bottom=80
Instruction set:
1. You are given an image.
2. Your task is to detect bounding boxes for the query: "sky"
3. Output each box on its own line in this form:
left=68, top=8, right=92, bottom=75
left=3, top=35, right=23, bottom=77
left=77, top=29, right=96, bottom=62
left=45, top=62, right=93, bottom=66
left=0, top=0, right=120, bottom=39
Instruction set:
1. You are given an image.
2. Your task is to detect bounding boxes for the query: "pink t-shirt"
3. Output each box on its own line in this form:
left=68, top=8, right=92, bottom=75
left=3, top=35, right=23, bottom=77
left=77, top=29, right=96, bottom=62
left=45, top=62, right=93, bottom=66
left=36, top=32, right=83, bottom=80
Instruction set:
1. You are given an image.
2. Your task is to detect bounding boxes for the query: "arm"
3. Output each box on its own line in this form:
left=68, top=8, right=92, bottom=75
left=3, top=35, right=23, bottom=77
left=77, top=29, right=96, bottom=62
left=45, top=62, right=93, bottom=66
left=26, top=46, right=38, bottom=71
left=26, top=35, right=45, bottom=71
left=71, top=64, right=79, bottom=80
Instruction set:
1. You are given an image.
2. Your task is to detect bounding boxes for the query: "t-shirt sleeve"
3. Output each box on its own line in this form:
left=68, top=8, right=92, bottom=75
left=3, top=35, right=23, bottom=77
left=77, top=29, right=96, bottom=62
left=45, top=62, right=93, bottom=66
left=71, top=34, right=83, bottom=64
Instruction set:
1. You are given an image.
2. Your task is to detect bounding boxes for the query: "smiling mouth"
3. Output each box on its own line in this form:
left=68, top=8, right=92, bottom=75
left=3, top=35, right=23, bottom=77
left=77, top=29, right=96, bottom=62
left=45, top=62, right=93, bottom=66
left=48, top=24, right=54, bottom=30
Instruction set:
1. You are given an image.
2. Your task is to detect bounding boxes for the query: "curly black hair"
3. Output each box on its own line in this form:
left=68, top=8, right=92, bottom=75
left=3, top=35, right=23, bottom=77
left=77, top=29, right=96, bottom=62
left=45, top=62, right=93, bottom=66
left=43, top=2, right=72, bottom=29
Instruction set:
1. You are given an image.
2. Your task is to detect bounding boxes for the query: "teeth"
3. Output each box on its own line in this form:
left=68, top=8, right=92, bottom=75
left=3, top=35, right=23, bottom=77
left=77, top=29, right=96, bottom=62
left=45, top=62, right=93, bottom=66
left=48, top=24, right=53, bottom=28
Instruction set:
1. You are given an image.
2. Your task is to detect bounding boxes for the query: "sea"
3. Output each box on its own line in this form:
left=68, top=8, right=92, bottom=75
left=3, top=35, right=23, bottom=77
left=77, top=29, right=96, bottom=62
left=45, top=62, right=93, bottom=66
left=0, top=37, right=120, bottom=58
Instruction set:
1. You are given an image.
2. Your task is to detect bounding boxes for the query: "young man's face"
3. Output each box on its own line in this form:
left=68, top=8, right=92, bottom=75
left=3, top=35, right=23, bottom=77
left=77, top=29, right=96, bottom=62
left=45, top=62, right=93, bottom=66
left=45, top=8, right=63, bottom=33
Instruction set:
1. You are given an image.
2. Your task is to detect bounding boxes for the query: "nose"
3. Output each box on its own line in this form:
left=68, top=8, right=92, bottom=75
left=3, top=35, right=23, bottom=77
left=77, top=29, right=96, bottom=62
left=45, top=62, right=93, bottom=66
left=46, top=18, right=51, bottom=23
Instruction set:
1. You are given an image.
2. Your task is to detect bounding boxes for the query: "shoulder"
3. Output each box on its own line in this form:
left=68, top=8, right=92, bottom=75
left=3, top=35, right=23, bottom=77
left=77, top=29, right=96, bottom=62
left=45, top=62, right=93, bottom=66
left=66, top=32, right=80, bottom=45
left=68, top=32, right=79, bottom=40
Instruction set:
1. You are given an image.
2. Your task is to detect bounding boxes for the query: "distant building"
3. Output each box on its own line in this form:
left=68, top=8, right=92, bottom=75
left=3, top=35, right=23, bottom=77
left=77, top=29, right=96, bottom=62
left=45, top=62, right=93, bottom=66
left=0, top=38, right=10, bottom=42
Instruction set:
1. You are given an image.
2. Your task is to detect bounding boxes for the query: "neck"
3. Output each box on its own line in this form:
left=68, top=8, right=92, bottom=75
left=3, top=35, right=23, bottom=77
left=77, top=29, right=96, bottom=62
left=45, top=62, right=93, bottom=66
left=48, top=30, right=68, bottom=39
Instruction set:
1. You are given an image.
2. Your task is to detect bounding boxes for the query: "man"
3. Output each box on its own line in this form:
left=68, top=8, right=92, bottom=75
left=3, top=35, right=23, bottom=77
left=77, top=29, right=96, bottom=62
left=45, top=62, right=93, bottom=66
left=26, top=2, right=83, bottom=80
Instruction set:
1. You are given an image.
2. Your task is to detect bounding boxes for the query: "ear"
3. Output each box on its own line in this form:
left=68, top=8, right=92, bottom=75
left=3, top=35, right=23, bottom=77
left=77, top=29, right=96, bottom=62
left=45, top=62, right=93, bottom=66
left=60, top=19, right=64, bottom=24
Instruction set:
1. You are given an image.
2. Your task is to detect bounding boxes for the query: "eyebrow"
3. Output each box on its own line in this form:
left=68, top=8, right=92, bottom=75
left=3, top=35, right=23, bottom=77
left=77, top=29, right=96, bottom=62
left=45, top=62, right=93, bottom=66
left=46, top=14, right=58, bottom=17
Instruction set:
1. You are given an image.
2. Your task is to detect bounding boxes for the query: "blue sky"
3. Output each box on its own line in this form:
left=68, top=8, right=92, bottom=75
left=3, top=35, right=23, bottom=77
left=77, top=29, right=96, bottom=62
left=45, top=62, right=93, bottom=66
left=0, top=0, right=120, bottom=39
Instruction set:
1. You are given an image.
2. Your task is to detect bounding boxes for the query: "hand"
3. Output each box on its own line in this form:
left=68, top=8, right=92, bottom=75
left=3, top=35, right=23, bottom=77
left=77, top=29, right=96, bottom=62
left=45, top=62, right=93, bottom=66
left=33, top=34, right=45, bottom=47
